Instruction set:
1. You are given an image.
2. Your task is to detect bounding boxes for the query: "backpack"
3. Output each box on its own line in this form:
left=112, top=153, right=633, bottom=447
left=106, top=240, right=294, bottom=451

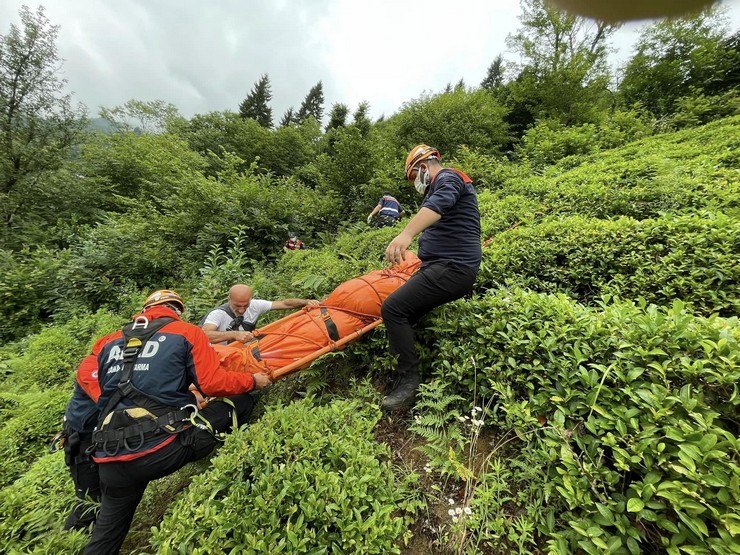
left=198, top=303, right=246, bottom=331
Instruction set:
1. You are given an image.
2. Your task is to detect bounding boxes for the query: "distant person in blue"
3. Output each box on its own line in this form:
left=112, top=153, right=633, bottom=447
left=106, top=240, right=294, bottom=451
left=367, top=192, right=405, bottom=228
left=380, top=145, right=481, bottom=411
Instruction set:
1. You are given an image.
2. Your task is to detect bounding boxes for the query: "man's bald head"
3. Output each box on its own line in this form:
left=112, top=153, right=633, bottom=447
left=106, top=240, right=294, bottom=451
left=228, top=284, right=253, bottom=316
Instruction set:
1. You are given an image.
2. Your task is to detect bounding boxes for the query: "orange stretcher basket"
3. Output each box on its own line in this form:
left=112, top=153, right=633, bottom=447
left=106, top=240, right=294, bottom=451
left=213, top=253, right=421, bottom=381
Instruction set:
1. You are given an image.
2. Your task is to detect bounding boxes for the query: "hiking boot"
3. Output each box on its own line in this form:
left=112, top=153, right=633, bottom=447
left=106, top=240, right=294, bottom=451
left=381, top=372, right=421, bottom=412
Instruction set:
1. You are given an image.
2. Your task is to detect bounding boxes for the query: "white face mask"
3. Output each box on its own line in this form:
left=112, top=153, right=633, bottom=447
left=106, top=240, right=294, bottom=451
left=413, top=166, right=430, bottom=195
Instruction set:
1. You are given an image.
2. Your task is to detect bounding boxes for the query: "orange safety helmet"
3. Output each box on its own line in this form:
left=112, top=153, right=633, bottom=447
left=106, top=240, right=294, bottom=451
left=142, top=289, right=185, bottom=312
left=404, top=144, right=440, bottom=180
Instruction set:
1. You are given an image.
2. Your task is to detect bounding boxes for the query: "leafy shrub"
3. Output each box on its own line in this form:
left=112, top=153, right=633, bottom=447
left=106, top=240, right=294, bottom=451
left=518, top=110, right=653, bottom=171
left=667, top=90, right=740, bottom=129
left=58, top=207, right=187, bottom=309
left=0, top=452, right=89, bottom=554
left=479, top=212, right=739, bottom=316
left=429, top=289, right=739, bottom=554
left=478, top=190, right=544, bottom=240
left=0, top=247, right=70, bottom=344
left=151, top=397, right=408, bottom=554
left=270, top=225, right=401, bottom=301
left=183, top=228, right=258, bottom=324
left=0, top=387, right=69, bottom=487
left=0, top=308, right=124, bottom=389
left=77, top=130, right=207, bottom=202
left=519, top=119, right=599, bottom=169
left=449, top=145, right=528, bottom=191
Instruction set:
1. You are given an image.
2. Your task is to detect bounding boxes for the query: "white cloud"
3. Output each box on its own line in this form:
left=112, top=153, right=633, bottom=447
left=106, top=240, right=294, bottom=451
left=1, top=0, right=738, bottom=122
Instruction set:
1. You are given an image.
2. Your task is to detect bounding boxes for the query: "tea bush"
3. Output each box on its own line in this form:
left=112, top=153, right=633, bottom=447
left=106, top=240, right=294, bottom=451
left=0, top=387, right=69, bottom=487
left=479, top=212, right=739, bottom=315
left=151, top=397, right=410, bottom=554
left=478, top=190, right=544, bottom=239
left=0, top=452, right=89, bottom=554
left=498, top=116, right=740, bottom=221
left=429, top=289, right=739, bottom=554
left=1, top=309, right=124, bottom=389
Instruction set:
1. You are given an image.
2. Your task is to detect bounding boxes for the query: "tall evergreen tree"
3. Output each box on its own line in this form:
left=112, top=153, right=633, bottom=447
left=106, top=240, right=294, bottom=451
left=481, top=55, right=506, bottom=90
left=352, top=101, right=371, bottom=137
left=239, top=74, right=273, bottom=128
left=279, top=107, right=296, bottom=127
left=325, top=103, right=349, bottom=131
left=297, top=81, right=324, bottom=124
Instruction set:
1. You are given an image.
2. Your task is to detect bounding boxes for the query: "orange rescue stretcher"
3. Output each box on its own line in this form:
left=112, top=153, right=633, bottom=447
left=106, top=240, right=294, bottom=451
left=213, top=253, right=421, bottom=381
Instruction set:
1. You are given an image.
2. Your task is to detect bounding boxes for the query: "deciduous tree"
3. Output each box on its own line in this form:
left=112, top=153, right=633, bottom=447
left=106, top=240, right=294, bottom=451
left=0, top=6, right=87, bottom=230
left=100, top=99, right=181, bottom=134
left=504, top=0, right=618, bottom=127
left=619, top=7, right=734, bottom=117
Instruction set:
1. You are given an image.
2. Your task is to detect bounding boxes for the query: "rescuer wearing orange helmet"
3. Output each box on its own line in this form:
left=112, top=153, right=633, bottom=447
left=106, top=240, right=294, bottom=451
left=79, top=290, right=271, bottom=554
left=380, top=145, right=481, bottom=411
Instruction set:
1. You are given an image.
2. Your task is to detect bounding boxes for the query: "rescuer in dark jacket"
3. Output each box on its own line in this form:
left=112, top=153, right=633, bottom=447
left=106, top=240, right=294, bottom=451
left=82, top=290, right=271, bottom=555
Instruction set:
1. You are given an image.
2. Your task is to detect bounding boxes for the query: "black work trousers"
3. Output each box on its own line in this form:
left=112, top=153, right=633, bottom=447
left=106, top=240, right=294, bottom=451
left=381, top=262, right=477, bottom=378
left=83, top=393, right=255, bottom=555
left=64, top=432, right=101, bottom=530
left=376, top=214, right=399, bottom=228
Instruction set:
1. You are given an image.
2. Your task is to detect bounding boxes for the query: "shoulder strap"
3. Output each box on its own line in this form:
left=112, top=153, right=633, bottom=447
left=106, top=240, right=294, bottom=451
left=98, top=316, right=175, bottom=422
left=450, top=168, right=473, bottom=184
left=198, top=302, right=236, bottom=326
left=218, top=302, right=236, bottom=319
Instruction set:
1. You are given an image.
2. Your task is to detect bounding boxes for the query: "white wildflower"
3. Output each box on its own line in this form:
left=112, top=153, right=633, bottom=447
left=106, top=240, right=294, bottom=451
left=448, top=509, right=456, bottom=516
left=463, top=507, right=472, bottom=515
left=448, top=498, right=455, bottom=505
left=455, top=507, right=463, bottom=515
left=452, top=516, right=459, bottom=523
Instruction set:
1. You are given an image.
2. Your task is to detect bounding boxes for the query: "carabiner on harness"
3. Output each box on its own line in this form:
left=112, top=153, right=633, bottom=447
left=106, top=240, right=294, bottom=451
left=186, top=402, right=213, bottom=434
left=48, top=430, right=66, bottom=454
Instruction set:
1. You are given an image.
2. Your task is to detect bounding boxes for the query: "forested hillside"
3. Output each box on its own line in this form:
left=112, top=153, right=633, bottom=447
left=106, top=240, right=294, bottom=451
left=0, top=2, right=738, bottom=554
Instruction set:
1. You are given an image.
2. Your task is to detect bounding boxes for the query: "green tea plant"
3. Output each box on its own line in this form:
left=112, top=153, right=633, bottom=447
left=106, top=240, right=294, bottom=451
left=0, top=387, right=69, bottom=487
left=497, top=116, right=740, bottom=221
left=150, top=397, right=413, bottom=554
left=0, top=452, right=90, bottom=554
left=428, top=289, right=739, bottom=554
left=479, top=212, right=739, bottom=316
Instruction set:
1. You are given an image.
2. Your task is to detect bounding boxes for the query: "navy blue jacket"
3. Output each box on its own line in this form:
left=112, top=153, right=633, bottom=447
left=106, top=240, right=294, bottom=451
left=419, top=168, right=482, bottom=271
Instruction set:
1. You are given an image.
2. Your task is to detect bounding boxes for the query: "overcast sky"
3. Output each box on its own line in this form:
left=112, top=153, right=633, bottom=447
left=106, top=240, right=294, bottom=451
left=2, top=0, right=739, bottom=123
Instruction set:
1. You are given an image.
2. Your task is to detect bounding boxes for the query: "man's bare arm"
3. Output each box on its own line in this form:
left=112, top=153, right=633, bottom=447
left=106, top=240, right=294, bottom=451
left=202, top=323, right=253, bottom=344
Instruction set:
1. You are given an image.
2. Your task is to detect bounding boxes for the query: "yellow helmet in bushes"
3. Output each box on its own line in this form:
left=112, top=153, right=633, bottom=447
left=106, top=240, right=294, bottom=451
left=143, top=290, right=184, bottom=312
left=404, top=144, right=440, bottom=180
